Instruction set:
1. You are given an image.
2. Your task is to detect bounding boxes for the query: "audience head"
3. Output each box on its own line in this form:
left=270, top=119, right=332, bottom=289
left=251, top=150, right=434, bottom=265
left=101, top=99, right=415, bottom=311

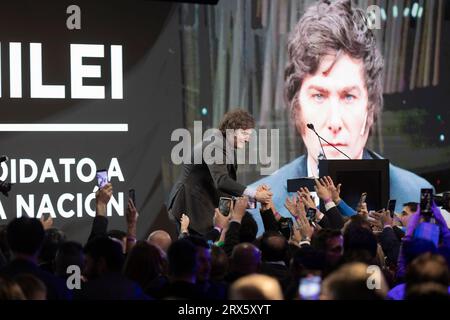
left=0, top=276, right=26, bottom=300
left=401, top=202, right=419, bottom=226
left=55, top=241, right=84, bottom=278
left=39, top=228, right=66, bottom=265
left=14, top=274, right=47, bottom=300
left=239, top=212, right=258, bottom=243
left=186, top=235, right=211, bottom=283
left=321, top=262, right=388, bottom=300
left=210, top=246, right=229, bottom=281
left=290, top=245, right=326, bottom=279
left=123, top=241, right=164, bottom=290
left=107, top=230, right=127, bottom=254
left=230, top=243, right=261, bottom=275
left=83, top=236, right=124, bottom=279
left=147, top=230, right=172, bottom=253
left=311, top=229, right=343, bottom=267
left=7, top=217, right=45, bottom=258
left=343, top=226, right=378, bottom=264
left=229, top=274, right=283, bottom=300
left=405, top=282, right=450, bottom=300
left=342, top=214, right=372, bottom=233
left=167, top=239, right=197, bottom=282
left=405, top=253, right=449, bottom=297
left=260, top=231, right=288, bottom=263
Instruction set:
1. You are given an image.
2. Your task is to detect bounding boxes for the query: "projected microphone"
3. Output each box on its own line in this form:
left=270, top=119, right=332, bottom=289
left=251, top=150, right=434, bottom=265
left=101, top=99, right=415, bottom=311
left=306, top=124, right=351, bottom=160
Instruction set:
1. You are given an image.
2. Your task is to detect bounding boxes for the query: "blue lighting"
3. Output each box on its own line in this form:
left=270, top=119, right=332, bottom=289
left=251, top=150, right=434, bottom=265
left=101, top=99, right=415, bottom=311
left=440, top=134, right=445, bottom=142
left=201, top=107, right=208, bottom=116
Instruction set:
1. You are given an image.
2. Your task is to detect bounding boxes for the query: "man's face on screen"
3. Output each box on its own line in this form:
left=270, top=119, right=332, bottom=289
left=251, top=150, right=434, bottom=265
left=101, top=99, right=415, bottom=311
left=295, top=53, right=371, bottom=162
left=234, top=128, right=253, bottom=149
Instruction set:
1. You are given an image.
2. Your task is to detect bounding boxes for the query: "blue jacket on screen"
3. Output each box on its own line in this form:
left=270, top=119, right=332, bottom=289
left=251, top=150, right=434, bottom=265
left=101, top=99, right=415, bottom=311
left=248, top=149, right=434, bottom=236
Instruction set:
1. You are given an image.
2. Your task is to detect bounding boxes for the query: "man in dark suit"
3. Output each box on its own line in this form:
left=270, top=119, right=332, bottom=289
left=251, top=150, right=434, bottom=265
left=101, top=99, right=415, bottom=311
left=167, top=109, right=272, bottom=236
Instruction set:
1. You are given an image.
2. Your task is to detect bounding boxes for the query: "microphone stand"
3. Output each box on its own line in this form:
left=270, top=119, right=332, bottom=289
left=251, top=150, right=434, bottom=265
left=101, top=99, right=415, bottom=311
left=308, top=125, right=351, bottom=160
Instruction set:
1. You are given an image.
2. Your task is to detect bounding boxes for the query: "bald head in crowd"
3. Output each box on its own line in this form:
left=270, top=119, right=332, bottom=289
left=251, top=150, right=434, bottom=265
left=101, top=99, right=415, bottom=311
left=229, top=274, right=283, bottom=300
left=230, top=243, right=261, bottom=275
left=320, top=262, right=388, bottom=300
left=147, top=230, right=172, bottom=252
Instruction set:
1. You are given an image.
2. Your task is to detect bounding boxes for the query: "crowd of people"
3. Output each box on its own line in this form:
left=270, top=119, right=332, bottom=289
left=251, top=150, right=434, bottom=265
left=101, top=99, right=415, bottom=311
left=1, top=177, right=449, bottom=300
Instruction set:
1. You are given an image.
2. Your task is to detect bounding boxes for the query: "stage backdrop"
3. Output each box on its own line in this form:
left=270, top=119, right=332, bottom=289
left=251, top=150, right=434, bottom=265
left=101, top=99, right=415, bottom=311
left=0, top=0, right=449, bottom=242
left=0, top=0, right=186, bottom=242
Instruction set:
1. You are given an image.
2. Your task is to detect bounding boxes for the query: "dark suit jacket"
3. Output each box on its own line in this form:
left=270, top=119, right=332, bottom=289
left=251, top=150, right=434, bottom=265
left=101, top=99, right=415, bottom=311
left=379, top=226, right=402, bottom=264
left=167, top=133, right=246, bottom=235
left=318, top=206, right=345, bottom=230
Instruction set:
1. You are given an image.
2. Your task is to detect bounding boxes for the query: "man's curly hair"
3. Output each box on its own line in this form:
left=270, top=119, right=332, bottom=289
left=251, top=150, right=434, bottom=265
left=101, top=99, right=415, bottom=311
left=218, top=109, right=255, bottom=135
left=285, top=0, right=384, bottom=130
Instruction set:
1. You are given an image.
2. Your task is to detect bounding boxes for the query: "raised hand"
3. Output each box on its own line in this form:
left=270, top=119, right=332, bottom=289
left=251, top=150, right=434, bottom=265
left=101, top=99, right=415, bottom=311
left=231, top=196, right=248, bottom=223
left=96, top=183, right=113, bottom=216
left=284, top=195, right=299, bottom=218
left=297, top=188, right=315, bottom=210
left=213, top=208, right=230, bottom=230
left=255, top=188, right=273, bottom=204
left=126, top=198, right=139, bottom=228
left=180, top=213, right=190, bottom=234
left=314, top=178, right=332, bottom=201
left=322, top=176, right=342, bottom=203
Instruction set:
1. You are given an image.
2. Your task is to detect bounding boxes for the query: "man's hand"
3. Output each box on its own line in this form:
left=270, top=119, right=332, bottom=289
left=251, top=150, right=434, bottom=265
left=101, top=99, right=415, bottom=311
left=322, top=176, right=342, bottom=204
left=284, top=195, right=299, bottom=218
left=40, top=215, right=53, bottom=230
left=180, top=213, right=190, bottom=234
left=95, top=183, right=113, bottom=216
left=126, top=198, right=139, bottom=229
left=357, top=202, right=369, bottom=218
left=314, top=178, right=332, bottom=201
left=381, top=209, right=393, bottom=227
left=290, top=220, right=302, bottom=244
left=296, top=211, right=314, bottom=240
left=297, top=188, right=315, bottom=209
left=255, top=188, right=273, bottom=204
left=213, top=208, right=230, bottom=230
left=257, top=184, right=273, bottom=211
left=230, top=197, right=248, bottom=223
left=368, top=210, right=383, bottom=231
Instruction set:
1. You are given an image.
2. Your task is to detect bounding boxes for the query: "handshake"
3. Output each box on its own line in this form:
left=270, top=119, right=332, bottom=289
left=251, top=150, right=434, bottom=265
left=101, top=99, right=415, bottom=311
left=255, top=184, right=273, bottom=204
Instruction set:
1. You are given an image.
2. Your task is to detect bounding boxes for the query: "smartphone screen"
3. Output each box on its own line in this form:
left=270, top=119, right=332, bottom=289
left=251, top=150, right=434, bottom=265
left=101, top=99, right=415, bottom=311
left=420, top=188, right=433, bottom=216
left=299, top=276, right=321, bottom=300
left=306, top=208, right=316, bottom=222
left=387, top=199, right=396, bottom=218
left=279, top=217, right=293, bottom=240
left=218, top=197, right=232, bottom=216
left=247, top=198, right=256, bottom=209
left=287, top=178, right=316, bottom=192
left=96, top=170, right=108, bottom=189
left=129, top=189, right=136, bottom=205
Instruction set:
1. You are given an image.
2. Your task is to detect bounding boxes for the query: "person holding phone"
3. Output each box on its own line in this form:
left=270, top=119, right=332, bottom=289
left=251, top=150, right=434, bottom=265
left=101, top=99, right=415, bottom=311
left=167, top=109, right=273, bottom=236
